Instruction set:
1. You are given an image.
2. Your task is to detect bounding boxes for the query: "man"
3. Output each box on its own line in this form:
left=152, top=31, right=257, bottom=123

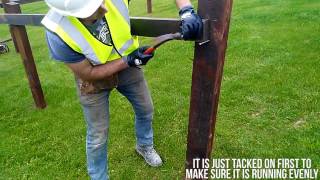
left=42, top=0, right=202, bottom=179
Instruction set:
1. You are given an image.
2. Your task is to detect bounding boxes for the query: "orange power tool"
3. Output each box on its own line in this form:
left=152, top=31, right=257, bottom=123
left=143, top=32, right=182, bottom=55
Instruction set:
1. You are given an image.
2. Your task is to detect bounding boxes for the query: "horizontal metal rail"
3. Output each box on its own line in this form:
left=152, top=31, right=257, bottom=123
left=0, top=13, right=43, bottom=25
left=0, top=14, right=181, bottom=37
left=0, top=0, right=42, bottom=8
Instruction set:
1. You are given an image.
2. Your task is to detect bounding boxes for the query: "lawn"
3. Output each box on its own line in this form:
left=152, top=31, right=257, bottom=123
left=0, top=0, right=319, bottom=179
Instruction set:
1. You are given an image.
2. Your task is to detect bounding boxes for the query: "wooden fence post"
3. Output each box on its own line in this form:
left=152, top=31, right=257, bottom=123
left=186, top=0, right=233, bottom=171
left=2, top=0, right=19, bottom=52
left=3, top=2, right=46, bottom=109
left=147, top=0, right=152, bottom=14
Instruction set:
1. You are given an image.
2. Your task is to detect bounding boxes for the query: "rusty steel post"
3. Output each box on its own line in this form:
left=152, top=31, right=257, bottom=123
left=147, top=0, right=152, bottom=14
left=4, top=2, right=46, bottom=109
left=2, top=0, right=20, bottom=52
left=186, top=0, right=233, bottom=171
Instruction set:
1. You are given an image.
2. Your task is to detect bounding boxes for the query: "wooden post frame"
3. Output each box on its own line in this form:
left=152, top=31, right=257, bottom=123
left=3, top=2, right=46, bottom=109
left=0, top=0, right=234, bottom=174
left=2, top=0, right=19, bottom=52
left=147, top=0, right=152, bottom=14
left=186, top=0, right=233, bottom=171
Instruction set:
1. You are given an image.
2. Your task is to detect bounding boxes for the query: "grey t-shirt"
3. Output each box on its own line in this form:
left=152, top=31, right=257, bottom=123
left=86, top=17, right=112, bottom=45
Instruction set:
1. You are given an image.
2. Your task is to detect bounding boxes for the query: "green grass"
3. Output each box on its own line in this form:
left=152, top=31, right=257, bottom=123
left=1, top=0, right=319, bottom=179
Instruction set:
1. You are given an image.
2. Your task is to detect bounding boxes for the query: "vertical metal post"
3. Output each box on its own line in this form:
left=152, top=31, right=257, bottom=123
left=147, top=0, right=152, bottom=14
left=2, top=0, right=19, bottom=52
left=3, top=2, right=46, bottom=109
left=186, top=0, right=233, bottom=170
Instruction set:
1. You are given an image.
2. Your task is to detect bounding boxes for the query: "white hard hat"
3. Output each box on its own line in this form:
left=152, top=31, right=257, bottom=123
left=44, top=0, right=104, bottom=18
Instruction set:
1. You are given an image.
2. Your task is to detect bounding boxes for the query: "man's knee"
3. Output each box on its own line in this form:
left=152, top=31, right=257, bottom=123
left=135, top=102, right=154, bottom=122
left=87, top=128, right=108, bottom=149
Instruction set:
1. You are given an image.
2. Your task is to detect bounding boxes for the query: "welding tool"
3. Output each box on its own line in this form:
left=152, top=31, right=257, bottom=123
left=143, top=32, right=182, bottom=55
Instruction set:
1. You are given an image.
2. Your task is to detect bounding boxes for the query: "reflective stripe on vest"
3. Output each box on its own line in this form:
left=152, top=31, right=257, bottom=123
left=41, top=0, right=139, bottom=65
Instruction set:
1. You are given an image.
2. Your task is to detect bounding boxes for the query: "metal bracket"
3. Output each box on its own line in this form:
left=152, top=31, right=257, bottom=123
left=196, top=19, right=211, bottom=45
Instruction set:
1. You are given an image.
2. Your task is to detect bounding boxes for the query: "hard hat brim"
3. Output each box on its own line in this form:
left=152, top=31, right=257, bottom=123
left=48, top=0, right=104, bottom=18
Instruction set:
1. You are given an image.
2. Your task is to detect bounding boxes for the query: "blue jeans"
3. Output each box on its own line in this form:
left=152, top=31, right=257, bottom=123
left=77, top=67, right=154, bottom=180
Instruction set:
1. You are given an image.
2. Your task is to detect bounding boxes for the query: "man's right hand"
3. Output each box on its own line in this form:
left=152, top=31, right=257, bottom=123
left=124, top=46, right=154, bottom=67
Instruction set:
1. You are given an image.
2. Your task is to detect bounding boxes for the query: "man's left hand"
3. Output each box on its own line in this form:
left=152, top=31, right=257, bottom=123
left=125, top=46, right=154, bottom=67
left=179, top=5, right=203, bottom=40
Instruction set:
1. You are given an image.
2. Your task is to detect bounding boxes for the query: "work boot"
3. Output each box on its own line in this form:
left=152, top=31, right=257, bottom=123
left=136, top=144, right=163, bottom=167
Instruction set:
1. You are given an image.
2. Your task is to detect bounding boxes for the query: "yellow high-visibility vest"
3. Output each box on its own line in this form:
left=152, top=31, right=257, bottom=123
left=41, top=0, right=139, bottom=65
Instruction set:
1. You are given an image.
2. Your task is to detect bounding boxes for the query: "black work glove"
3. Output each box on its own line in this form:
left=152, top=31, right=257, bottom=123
left=124, top=46, right=154, bottom=67
left=179, top=5, right=203, bottom=40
